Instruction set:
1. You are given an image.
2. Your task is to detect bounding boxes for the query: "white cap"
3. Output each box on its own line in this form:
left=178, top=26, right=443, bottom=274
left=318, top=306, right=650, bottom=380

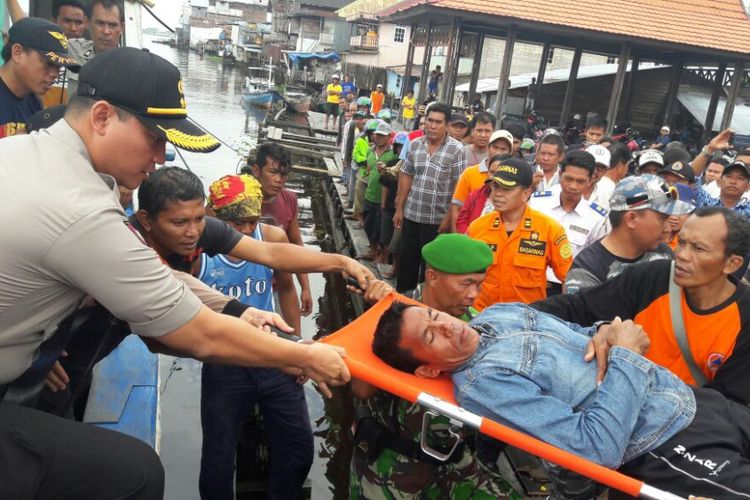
left=586, top=144, right=611, bottom=168
left=638, top=149, right=664, bottom=167
left=376, top=83, right=383, bottom=88
left=489, top=129, right=514, bottom=149
left=660, top=125, right=670, bottom=133
left=332, top=74, right=340, bottom=79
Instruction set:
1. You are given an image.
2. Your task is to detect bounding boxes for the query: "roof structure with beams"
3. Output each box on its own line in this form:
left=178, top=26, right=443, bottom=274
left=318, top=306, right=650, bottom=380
left=379, top=0, right=750, bottom=61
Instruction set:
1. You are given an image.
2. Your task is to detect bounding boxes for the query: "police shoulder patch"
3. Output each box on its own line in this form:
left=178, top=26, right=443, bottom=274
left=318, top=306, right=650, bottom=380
left=589, top=202, right=608, bottom=217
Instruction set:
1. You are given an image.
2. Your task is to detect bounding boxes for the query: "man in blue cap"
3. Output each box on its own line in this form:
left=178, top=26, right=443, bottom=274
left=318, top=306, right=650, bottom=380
left=350, top=233, right=519, bottom=499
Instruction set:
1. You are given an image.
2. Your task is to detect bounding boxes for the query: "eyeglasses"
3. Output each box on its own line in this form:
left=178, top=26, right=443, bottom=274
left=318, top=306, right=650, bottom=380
left=625, top=182, right=676, bottom=208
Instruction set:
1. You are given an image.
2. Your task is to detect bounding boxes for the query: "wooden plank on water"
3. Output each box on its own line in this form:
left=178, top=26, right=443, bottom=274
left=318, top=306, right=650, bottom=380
left=263, top=119, right=338, bottom=137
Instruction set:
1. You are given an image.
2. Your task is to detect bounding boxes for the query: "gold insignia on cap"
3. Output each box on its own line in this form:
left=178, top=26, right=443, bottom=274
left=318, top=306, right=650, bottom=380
left=48, top=30, right=68, bottom=49
left=672, top=161, right=683, bottom=171
left=157, top=126, right=220, bottom=152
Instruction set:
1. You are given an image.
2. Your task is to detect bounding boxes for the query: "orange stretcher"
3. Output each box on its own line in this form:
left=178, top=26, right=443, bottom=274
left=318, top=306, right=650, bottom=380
left=321, top=293, right=685, bottom=500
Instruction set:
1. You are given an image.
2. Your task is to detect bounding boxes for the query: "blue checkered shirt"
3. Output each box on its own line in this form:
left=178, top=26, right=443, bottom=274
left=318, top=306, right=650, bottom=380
left=401, top=134, right=467, bottom=224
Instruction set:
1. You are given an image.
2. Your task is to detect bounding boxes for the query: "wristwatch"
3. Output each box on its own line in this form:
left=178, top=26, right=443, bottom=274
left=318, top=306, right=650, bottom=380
left=592, top=320, right=612, bottom=332
left=701, top=145, right=714, bottom=157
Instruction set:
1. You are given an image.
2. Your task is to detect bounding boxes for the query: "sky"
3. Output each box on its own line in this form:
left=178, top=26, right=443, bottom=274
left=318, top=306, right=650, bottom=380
left=17, top=0, right=183, bottom=30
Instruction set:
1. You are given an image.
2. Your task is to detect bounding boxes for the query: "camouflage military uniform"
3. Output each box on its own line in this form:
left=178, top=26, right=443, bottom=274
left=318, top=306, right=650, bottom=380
left=349, top=285, right=521, bottom=499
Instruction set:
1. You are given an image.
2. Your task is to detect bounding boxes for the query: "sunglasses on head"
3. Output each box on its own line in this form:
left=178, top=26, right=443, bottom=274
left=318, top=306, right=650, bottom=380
left=625, top=182, right=676, bottom=208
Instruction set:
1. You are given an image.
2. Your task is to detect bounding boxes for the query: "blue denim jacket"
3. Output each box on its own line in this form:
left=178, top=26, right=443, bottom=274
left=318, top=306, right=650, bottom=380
left=453, top=303, right=696, bottom=468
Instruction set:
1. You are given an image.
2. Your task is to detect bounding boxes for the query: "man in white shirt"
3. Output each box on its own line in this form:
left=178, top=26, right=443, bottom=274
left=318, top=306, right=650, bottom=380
left=531, top=149, right=608, bottom=294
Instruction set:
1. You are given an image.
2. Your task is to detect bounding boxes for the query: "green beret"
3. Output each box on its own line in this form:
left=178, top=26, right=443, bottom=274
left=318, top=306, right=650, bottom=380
left=422, top=234, right=493, bottom=274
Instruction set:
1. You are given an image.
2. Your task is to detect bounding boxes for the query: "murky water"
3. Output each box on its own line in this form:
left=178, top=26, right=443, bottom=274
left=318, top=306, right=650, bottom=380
left=143, top=36, right=354, bottom=500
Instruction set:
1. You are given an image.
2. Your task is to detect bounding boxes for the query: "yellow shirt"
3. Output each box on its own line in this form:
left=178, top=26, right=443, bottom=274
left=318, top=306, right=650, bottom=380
left=401, top=96, right=416, bottom=119
left=326, top=84, right=342, bottom=104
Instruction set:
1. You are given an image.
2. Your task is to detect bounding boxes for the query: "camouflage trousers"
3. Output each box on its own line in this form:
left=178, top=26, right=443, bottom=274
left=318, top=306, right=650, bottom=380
left=349, top=443, right=522, bottom=500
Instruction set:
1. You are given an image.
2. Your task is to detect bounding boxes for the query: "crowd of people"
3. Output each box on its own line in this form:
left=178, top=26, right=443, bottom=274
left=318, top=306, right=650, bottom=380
left=1, top=1, right=749, bottom=499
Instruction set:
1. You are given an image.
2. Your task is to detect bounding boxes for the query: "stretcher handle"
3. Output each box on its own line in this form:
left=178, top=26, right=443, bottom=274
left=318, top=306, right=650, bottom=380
left=416, top=393, right=685, bottom=500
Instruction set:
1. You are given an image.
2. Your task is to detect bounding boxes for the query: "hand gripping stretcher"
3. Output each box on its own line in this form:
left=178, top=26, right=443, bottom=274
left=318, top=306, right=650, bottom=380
left=321, top=293, right=684, bottom=500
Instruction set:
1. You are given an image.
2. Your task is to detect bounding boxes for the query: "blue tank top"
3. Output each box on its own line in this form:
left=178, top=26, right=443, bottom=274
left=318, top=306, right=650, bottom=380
left=197, top=224, right=274, bottom=312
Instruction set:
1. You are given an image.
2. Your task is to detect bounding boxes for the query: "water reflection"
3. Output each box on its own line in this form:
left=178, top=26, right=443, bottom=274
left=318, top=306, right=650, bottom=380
left=144, top=37, right=353, bottom=500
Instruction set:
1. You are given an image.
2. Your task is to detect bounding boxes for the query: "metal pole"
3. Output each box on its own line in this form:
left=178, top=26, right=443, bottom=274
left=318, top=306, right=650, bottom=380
left=440, top=19, right=459, bottom=101
left=417, top=20, right=434, bottom=102
left=703, top=63, right=726, bottom=140
left=621, top=55, right=639, bottom=120
left=467, top=33, right=485, bottom=105
left=443, top=25, right=463, bottom=107
left=606, top=43, right=630, bottom=134
left=720, top=61, right=744, bottom=131
left=493, top=25, right=517, bottom=119
left=535, top=43, right=551, bottom=104
left=559, top=42, right=582, bottom=127
left=662, top=60, right=683, bottom=127
left=401, top=23, right=418, bottom=99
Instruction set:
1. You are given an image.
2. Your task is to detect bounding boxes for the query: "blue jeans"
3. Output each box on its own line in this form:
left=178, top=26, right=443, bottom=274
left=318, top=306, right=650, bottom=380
left=347, top=163, right=358, bottom=209
left=199, top=365, right=313, bottom=500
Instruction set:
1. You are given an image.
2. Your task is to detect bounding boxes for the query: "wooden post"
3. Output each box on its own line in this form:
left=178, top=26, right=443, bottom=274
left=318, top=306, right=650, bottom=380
left=493, top=25, right=517, bottom=119
left=535, top=43, right=551, bottom=103
left=439, top=19, right=459, bottom=101
left=467, top=33, right=485, bottom=105
left=417, top=20, right=434, bottom=102
left=443, top=25, right=463, bottom=107
left=621, top=55, right=639, bottom=120
left=703, top=63, right=726, bottom=140
left=402, top=23, right=418, bottom=98
left=662, top=59, right=683, bottom=127
left=559, top=42, right=582, bottom=127
left=606, top=43, right=630, bottom=134
left=720, top=61, right=744, bottom=131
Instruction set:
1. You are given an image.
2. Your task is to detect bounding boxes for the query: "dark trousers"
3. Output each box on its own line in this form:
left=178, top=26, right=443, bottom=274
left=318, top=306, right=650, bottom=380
left=0, top=402, right=163, bottom=500
left=618, top=387, right=750, bottom=498
left=396, top=218, right=440, bottom=292
left=199, top=365, right=314, bottom=500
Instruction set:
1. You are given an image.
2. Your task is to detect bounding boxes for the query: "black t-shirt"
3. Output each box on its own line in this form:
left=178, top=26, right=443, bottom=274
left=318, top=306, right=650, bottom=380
left=564, top=240, right=672, bottom=294
left=130, top=215, right=243, bottom=273
left=0, top=76, right=42, bottom=138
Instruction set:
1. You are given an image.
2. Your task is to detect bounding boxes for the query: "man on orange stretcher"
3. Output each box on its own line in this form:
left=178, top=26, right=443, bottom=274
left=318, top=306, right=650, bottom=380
left=365, top=297, right=750, bottom=499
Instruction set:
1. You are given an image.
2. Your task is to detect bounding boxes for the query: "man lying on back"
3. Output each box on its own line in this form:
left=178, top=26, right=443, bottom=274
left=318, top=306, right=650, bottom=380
left=373, top=301, right=750, bottom=498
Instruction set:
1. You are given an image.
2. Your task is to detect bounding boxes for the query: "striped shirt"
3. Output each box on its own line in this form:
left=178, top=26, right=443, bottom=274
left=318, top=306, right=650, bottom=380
left=401, top=134, right=467, bottom=224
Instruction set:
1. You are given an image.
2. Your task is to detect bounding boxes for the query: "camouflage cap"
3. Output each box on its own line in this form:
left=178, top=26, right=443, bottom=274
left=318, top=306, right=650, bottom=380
left=609, top=174, right=694, bottom=215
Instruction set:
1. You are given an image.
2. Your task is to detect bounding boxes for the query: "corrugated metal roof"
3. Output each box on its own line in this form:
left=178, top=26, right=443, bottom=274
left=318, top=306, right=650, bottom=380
left=455, top=62, right=664, bottom=93
left=336, top=0, right=402, bottom=19
left=379, top=0, right=750, bottom=56
left=300, top=0, right=353, bottom=10
left=677, top=84, right=750, bottom=131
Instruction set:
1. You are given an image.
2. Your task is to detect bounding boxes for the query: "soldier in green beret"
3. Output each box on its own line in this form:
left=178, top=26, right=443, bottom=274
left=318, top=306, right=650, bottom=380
left=349, top=233, right=520, bottom=499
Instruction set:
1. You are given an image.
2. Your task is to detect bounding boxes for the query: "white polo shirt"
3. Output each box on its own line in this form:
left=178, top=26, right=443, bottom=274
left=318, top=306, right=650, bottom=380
left=0, top=120, right=202, bottom=384
left=530, top=185, right=609, bottom=283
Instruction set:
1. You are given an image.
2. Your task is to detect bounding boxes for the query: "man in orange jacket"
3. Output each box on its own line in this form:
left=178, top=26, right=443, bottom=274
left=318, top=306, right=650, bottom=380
left=467, top=158, right=572, bottom=309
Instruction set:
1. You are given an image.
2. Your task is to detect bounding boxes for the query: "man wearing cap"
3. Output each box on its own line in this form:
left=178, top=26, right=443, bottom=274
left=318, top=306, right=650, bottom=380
left=651, top=125, right=671, bottom=150
left=450, top=129, right=513, bottom=229
left=197, top=174, right=311, bottom=500
left=467, top=157, right=572, bottom=309
left=363, top=120, right=397, bottom=260
left=693, top=158, right=750, bottom=218
left=637, top=149, right=664, bottom=175
left=531, top=150, right=609, bottom=296
left=583, top=143, right=613, bottom=208
left=0, top=17, right=79, bottom=137
left=562, top=175, right=689, bottom=296
left=394, top=103, right=467, bottom=292
left=325, top=74, right=342, bottom=130
left=534, top=133, right=566, bottom=192
left=370, top=83, right=385, bottom=115
left=0, top=47, right=358, bottom=498
left=447, top=112, right=469, bottom=142
left=536, top=206, right=750, bottom=408
left=350, top=234, right=519, bottom=500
